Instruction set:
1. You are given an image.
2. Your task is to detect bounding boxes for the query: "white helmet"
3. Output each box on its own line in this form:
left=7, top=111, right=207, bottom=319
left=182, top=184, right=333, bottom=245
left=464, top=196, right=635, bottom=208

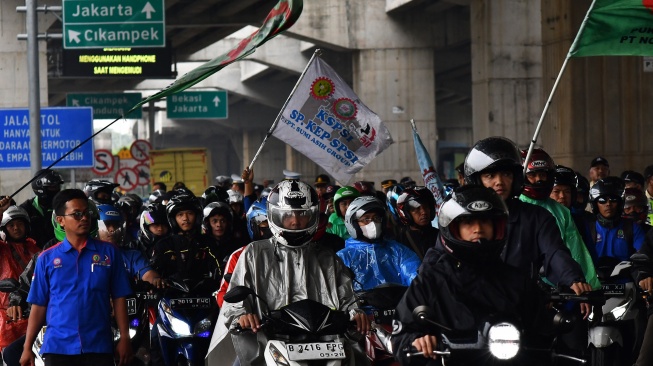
left=266, top=180, right=319, bottom=247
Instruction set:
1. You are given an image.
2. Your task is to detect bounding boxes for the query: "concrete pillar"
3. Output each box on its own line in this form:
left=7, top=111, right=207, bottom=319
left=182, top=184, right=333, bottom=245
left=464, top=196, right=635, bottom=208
left=352, top=48, right=437, bottom=185
left=0, top=0, right=52, bottom=203
left=470, top=0, right=544, bottom=146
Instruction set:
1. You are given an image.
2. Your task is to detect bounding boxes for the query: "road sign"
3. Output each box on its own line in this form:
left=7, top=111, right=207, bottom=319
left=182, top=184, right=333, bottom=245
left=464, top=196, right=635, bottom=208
left=67, top=93, right=142, bottom=119
left=0, top=107, right=94, bottom=169
left=167, top=91, right=228, bottom=119
left=91, top=149, right=115, bottom=175
left=62, top=45, right=174, bottom=78
left=134, top=163, right=150, bottom=186
left=63, top=0, right=165, bottom=49
left=115, top=167, right=138, bottom=192
left=130, top=139, right=151, bottom=162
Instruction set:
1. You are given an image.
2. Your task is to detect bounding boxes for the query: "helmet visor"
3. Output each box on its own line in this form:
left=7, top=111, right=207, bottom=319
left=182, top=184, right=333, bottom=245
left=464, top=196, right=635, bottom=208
left=269, top=206, right=318, bottom=232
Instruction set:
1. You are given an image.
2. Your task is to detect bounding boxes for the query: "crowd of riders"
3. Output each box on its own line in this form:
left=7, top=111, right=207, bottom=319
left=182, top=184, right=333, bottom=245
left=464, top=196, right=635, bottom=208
left=2, top=135, right=653, bottom=365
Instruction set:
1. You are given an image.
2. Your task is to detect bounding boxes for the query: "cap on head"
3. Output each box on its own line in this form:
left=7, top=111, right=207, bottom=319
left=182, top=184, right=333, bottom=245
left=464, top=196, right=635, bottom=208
left=591, top=157, right=609, bottom=168
left=314, top=174, right=330, bottom=186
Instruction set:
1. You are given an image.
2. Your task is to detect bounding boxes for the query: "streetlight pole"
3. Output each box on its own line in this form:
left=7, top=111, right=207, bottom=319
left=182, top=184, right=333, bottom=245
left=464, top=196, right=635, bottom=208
left=27, top=0, right=42, bottom=177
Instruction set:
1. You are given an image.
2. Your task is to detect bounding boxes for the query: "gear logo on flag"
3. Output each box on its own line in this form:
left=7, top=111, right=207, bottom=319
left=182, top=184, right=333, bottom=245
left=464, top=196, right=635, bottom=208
left=310, top=77, right=335, bottom=99
left=333, top=98, right=357, bottom=120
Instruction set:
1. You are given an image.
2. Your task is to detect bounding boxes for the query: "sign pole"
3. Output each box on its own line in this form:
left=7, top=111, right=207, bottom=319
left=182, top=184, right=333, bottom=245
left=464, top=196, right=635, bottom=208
left=27, top=0, right=42, bottom=176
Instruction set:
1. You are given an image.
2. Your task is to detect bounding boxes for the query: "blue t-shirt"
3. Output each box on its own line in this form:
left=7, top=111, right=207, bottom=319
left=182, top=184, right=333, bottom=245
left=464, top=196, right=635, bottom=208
left=28, top=238, right=133, bottom=355
left=121, top=248, right=152, bottom=280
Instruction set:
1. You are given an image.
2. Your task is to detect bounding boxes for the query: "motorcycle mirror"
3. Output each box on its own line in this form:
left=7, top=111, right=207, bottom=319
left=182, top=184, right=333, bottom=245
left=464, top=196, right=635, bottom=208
left=224, top=286, right=256, bottom=303
left=0, top=278, right=20, bottom=293
left=412, top=306, right=452, bottom=332
left=630, top=253, right=651, bottom=263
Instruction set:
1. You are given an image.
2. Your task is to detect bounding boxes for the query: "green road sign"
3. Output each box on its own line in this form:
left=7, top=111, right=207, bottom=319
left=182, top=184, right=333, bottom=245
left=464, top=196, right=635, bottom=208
left=67, top=93, right=143, bottom=119
left=167, top=91, right=228, bottom=119
left=63, top=0, right=165, bottom=49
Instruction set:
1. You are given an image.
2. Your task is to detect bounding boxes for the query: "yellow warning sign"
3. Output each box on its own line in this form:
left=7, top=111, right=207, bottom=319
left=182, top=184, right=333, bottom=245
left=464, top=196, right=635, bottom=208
left=117, top=147, right=133, bottom=160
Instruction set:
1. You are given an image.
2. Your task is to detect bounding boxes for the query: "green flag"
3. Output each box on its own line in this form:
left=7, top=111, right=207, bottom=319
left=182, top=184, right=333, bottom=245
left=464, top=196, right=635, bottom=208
left=126, top=0, right=303, bottom=115
left=569, top=0, right=653, bottom=57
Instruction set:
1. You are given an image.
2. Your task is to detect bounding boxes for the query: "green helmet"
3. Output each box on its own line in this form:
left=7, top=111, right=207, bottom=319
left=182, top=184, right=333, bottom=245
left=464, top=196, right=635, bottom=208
left=51, top=199, right=100, bottom=242
left=333, top=186, right=361, bottom=218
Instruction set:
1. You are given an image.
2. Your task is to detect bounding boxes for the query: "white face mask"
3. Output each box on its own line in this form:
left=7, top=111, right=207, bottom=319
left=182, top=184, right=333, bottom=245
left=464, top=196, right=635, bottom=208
left=361, top=222, right=383, bottom=240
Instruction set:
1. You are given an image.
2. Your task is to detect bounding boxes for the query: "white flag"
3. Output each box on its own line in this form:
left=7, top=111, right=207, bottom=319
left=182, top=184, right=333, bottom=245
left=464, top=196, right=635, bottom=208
left=272, top=57, right=393, bottom=184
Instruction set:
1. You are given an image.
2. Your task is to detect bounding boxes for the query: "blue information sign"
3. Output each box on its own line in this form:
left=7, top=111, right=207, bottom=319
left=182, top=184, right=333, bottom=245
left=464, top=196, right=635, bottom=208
left=0, top=107, right=94, bottom=169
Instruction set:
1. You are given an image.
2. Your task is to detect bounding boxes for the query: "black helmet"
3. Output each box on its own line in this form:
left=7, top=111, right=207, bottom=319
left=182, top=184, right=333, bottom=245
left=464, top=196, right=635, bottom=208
left=521, top=148, right=556, bottom=200
left=464, top=137, right=523, bottom=198
left=83, top=179, right=119, bottom=205
left=116, top=194, right=143, bottom=221
left=202, top=201, right=233, bottom=234
left=574, top=172, right=590, bottom=211
left=266, top=180, right=319, bottom=247
left=139, top=203, right=170, bottom=246
left=623, top=188, right=648, bottom=223
left=589, top=177, right=625, bottom=222
left=552, top=165, right=578, bottom=207
left=344, top=196, right=386, bottom=242
left=438, top=185, right=508, bottom=265
left=202, top=186, right=229, bottom=205
left=396, top=186, right=436, bottom=228
left=166, top=194, right=203, bottom=234
left=31, top=169, right=64, bottom=206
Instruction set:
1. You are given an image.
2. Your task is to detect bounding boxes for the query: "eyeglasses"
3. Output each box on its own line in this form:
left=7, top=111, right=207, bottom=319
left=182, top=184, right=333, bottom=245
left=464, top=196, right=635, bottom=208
left=357, top=216, right=383, bottom=224
left=597, top=197, right=619, bottom=204
left=61, top=210, right=93, bottom=220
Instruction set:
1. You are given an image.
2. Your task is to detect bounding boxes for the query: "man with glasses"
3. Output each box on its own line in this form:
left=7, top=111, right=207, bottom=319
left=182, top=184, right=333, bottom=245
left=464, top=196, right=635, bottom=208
left=20, top=189, right=133, bottom=366
left=587, top=177, right=645, bottom=262
left=336, top=196, right=420, bottom=292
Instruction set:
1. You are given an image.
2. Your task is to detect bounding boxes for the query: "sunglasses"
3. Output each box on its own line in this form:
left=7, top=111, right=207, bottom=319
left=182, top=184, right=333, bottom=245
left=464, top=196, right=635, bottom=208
left=597, top=197, right=619, bottom=204
left=61, top=210, right=94, bottom=220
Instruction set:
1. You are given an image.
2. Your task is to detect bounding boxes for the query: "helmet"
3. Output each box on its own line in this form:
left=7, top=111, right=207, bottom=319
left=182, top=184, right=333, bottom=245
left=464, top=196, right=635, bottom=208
left=589, top=177, right=625, bottom=219
left=246, top=198, right=270, bottom=241
left=202, top=186, right=229, bottom=205
left=623, top=188, right=648, bottom=223
left=31, top=169, right=64, bottom=205
left=215, top=175, right=233, bottom=189
left=266, top=180, right=319, bottom=247
left=399, top=177, right=416, bottom=189
left=333, top=186, right=361, bottom=218
left=261, top=188, right=272, bottom=199
left=322, top=185, right=340, bottom=201
left=227, top=189, right=244, bottom=204
left=396, top=186, right=437, bottom=227
left=464, top=137, right=523, bottom=197
left=0, top=206, right=30, bottom=239
left=166, top=194, right=203, bottom=233
left=575, top=172, right=590, bottom=211
left=172, top=187, right=195, bottom=198
left=149, top=189, right=166, bottom=203
left=51, top=199, right=100, bottom=241
left=438, top=185, right=509, bottom=265
left=202, top=201, right=233, bottom=233
left=83, top=179, right=119, bottom=204
left=139, top=203, right=169, bottom=245
left=344, top=196, right=386, bottom=241
left=386, top=184, right=405, bottom=222
left=621, top=170, right=645, bottom=188
left=442, top=179, right=460, bottom=198
left=116, top=194, right=143, bottom=221
left=96, top=204, right=125, bottom=245
left=552, top=165, right=578, bottom=207
left=520, top=148, right=555, bottom=200
left=353, top=181, right=376, bottom=197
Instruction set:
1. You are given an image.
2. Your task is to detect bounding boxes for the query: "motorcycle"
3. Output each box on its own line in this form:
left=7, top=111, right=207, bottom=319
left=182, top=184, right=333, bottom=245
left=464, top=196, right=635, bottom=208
left=588, top=256, right=649, bottom=365
left=153, top=277, right=220, bottom=366
left=403, top=290, right=605, bottom=365
left=224, top=286, right=360, bottom=366
left=356, top=284, right=407, bottom=365
left=0, top=278, right=43, bottom=366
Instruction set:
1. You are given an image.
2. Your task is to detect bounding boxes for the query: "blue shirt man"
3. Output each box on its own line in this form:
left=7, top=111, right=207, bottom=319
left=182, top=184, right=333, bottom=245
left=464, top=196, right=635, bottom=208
left=20, top=189, right=133, bottom=366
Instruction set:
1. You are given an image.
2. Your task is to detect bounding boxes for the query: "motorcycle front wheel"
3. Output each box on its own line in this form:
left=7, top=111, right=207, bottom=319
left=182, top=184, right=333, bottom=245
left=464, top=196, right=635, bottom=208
left=589, top=344, right=621, bottom=366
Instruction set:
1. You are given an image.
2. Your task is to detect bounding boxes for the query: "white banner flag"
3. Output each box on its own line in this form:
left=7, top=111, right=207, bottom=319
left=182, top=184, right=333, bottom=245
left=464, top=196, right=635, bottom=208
left=272, top=57, right=393, bottom=184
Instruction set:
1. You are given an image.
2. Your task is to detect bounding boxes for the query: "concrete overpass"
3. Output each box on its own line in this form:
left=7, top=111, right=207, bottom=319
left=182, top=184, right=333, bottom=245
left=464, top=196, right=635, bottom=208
left=1, top=0, right=651, bottom=203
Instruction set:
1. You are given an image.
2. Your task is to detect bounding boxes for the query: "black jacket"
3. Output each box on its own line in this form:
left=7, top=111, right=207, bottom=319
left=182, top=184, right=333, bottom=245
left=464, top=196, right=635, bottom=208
left=19, top=198, right=55, bottom=249
left=151, top=232, right=221, bottom=284
left=396, top=226, right=439, bottom=260
left=393, top=243, right=549, bottom=366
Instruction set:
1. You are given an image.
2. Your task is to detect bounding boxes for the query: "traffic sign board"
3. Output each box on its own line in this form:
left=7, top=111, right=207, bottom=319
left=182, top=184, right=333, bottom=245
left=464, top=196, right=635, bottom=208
left=63, top=0, right=165, bottom=49
left=92, top=149, right=115, bottom=175
left=167, top=91, right=228, bottom=119
left=67, top=93, right=142, bottom=119
left=134, top=163, right=150, bottom=186
left=130, top=139, right=151, bottom=162
left=0, top=107, right=94, bottom=169
left=115, top=167, right=138, bottom=192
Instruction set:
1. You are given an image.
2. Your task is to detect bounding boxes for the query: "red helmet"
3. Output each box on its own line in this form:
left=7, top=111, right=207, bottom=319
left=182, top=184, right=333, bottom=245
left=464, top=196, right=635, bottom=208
left=521, top=148, right=555, bottom=200
left=396, top=186, right=436, bottom=227
left=353, top=181, right=376, bottom=197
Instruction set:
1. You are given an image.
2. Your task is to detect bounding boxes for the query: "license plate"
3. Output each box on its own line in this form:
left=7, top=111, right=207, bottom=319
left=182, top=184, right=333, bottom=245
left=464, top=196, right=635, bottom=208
left=126, top=298, right=137, bottom=315
left=373, top=309, right=395, bottom=324
left=602, top=283, right=626, bottom=296
left=136, top=292, right=158, bottom=301
left=170, top=298, right=212, bottom=309
left=286, top=342, right=346, bottom=361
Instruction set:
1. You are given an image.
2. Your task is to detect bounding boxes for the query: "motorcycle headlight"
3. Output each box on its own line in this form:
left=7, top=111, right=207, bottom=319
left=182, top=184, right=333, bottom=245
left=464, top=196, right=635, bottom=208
left=165, top=311, right=192, bottom=337
left=268, top=343, right=290, bottom=366
left=488, top=322, right=520, bottom=360
left=194, top=318, right=213, bottom=337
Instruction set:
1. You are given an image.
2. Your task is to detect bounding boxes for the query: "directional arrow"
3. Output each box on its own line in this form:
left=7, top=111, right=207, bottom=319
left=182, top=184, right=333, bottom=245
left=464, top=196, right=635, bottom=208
left=142, top=2, right=156, bottom=20
left=68, top=30, right=81, bottom=44
left=72, top=99, right=80, bottom=107
left=213, top=96, right=221, bottom=107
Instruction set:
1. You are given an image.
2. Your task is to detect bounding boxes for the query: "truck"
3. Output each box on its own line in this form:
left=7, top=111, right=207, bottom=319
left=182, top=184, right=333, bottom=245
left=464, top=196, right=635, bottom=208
left=149, top=148, right=211, bottom=196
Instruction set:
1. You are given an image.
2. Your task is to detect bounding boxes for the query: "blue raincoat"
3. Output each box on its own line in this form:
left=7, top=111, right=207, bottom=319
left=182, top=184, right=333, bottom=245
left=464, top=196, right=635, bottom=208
left=337, top=237, right=421, bottom=292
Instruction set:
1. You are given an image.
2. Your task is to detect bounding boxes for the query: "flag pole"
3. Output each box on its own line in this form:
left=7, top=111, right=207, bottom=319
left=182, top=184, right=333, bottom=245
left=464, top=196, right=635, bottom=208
left=247, top=48, right=322, bottom=170
left=522, top=0, right=598, bottom=175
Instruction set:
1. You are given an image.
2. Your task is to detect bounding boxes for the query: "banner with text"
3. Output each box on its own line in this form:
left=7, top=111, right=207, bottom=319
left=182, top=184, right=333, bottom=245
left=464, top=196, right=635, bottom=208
left=273, top=57, right=393, bottom=184
left=0, top=107, right=94, bottom=169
